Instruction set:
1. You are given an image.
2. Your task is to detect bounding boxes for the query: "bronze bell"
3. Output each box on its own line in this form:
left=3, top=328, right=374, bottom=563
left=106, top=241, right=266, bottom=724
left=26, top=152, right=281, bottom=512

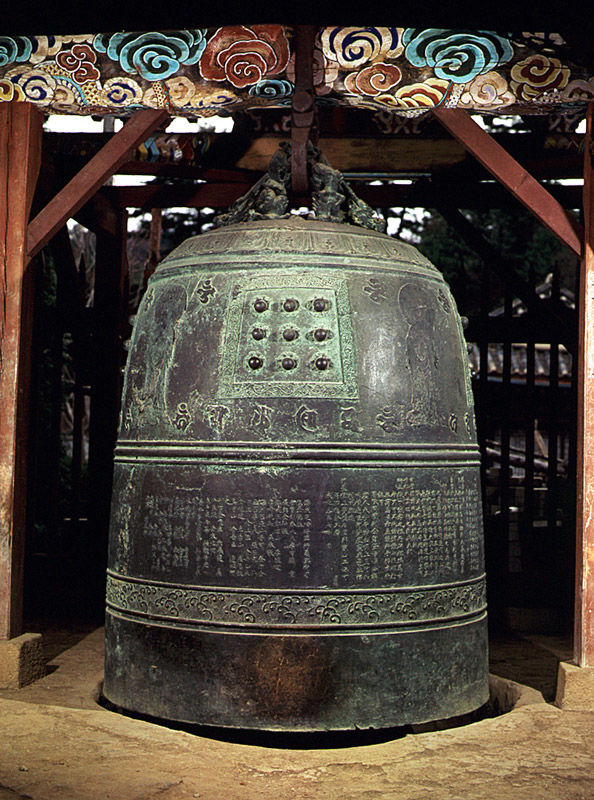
left=104, top=150, right=488, bottom=731
left=103, top=214, right=488, bottom=731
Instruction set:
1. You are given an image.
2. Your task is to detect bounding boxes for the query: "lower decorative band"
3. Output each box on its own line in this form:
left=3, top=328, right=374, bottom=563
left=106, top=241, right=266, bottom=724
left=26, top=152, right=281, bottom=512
left=106, top=572, right=486, bottom=631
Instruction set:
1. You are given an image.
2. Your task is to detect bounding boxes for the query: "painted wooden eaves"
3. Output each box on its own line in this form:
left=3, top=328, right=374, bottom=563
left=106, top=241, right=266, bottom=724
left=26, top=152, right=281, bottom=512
left=0, top=27, right=592, bottom=117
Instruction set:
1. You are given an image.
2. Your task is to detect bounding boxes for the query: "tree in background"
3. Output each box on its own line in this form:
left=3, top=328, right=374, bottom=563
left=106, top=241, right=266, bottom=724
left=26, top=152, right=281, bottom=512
left=399, top=206, right=578, bottom=318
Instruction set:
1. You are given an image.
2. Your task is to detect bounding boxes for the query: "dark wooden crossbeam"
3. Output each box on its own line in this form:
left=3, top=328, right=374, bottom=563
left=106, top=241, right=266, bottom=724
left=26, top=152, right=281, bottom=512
left=103, top=180, right=583, bottom=213
left=45, top=131, right=587, bottom=182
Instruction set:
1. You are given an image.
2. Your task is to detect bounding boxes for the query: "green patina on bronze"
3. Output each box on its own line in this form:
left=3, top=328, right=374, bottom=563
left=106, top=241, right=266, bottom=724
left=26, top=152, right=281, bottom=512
left=104, top=215, right=488, bottom=732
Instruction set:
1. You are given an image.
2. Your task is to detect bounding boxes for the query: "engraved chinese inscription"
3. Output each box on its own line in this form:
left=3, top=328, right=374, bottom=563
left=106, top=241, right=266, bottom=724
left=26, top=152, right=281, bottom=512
left=464, top=410, right=473, bottom=437
left=321, top=473, right=482, bottom=585
left=376, top=405, right=404, bottom=433
left=135, top=471, right=481, bottom=588
left=123, top=406, right=133, bottom=433
left=172, top=402, right=191, bottom=431
left=142, top=494, right=312, bottom=581
left=339, top=406, right=360, bottom=432
left=296, top=404, right=319, bottom=432
left=204, top=404, right=230, bottom=434
left=250, top=403, right=273, bottom=434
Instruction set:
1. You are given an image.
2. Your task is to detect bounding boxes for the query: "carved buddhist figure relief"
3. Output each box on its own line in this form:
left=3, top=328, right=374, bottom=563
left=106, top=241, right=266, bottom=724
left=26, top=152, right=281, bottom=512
left=399, top=282, right=442, bottom=427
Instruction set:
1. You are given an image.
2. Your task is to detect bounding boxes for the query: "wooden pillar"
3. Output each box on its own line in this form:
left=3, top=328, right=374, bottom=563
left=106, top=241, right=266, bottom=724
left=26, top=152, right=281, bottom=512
left=0, top=103, right=43, bottom=640
left=575, top=102, right=594, bottom=667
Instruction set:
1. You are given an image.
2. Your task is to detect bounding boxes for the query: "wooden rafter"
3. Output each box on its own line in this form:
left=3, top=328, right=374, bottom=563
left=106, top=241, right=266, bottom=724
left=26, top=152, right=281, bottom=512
left=433, top=108, right=584, bottom=257
left=27, top=108, right=169, bottom=260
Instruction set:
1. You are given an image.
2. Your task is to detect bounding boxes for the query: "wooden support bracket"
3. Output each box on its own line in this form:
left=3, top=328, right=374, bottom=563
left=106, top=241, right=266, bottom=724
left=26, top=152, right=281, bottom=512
left=291, top=25, right=316, bottom=196
left=433, top=108, right=583, bottom=257
left=27, top=108, right=169, bottom=259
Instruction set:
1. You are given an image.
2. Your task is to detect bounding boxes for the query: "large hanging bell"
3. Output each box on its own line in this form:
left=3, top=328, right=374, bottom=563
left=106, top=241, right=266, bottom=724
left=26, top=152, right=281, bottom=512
left=104, top=151, right=488, bottom=730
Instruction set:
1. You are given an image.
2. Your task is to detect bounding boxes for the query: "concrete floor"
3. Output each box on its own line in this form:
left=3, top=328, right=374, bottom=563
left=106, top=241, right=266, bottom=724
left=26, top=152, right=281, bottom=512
left=0, top=627, right=593, bottom=800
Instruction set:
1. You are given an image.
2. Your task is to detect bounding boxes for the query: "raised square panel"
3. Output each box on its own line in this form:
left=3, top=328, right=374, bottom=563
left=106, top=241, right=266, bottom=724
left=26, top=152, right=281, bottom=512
left=218, top=273, right=357, bottom=400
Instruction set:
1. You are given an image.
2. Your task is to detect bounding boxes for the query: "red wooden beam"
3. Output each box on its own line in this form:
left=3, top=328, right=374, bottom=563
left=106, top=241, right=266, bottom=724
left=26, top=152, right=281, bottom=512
left=575, top=102, right=594, bottom=667
left=0, top=102, right=43, bottom=639
left=433, top=108, right=583, bottom=257
left=27, top=109, right=169, bottom=259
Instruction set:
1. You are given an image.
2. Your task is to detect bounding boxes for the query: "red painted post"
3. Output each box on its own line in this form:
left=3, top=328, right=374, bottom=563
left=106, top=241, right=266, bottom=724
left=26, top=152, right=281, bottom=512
left=575, top=102, right=594, bottom=667
left=291, top=25, right=316, bottom=195
left=0, top=102, right=43, bottom=640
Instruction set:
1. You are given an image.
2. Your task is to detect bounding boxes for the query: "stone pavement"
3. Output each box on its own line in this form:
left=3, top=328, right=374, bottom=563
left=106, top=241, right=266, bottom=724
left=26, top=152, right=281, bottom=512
left=0, top=628, right=593, bottom=800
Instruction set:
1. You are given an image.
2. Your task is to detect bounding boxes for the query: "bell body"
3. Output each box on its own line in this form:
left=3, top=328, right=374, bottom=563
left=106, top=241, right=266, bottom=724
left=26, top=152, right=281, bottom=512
left=104, top=217, right=488, bottom=731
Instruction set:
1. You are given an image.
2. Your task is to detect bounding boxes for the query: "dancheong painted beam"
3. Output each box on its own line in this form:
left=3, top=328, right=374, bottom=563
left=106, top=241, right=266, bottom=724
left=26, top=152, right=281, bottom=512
left=0, top=28, right=593, bottom=118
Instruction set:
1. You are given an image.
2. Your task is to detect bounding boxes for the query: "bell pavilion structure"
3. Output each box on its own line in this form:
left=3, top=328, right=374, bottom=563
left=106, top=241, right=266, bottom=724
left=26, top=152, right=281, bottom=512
left=1, top=21, right=594, bottom=712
